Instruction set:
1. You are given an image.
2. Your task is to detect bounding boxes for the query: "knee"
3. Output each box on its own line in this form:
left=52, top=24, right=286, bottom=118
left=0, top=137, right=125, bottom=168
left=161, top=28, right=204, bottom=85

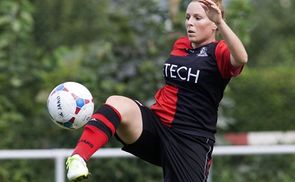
left=105, top=95, right=136, bottom=121
left=105, top=95, right=124, bottom=107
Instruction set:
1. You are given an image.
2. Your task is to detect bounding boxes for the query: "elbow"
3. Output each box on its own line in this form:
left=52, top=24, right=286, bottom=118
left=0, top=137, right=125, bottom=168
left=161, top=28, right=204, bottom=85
left=231, top=53, right=248, bottom=67
left=240, top=54, right=248, bottom=65
left=237, top=52, right=248, bottom=65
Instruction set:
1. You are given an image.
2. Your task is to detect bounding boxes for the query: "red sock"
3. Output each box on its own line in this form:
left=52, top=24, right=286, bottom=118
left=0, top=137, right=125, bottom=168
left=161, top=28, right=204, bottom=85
left=71, top=104, right=121, bottom=161
left=72, top=125, right=108, bottom=161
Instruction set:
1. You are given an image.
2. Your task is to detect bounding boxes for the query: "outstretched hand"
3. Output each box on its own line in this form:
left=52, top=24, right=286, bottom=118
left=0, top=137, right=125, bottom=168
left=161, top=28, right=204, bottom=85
left=198, top=0, right=223, bottom=25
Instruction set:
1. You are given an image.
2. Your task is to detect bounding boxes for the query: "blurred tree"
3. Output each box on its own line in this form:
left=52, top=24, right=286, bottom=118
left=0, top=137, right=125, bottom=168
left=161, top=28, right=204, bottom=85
left=223, top=67, right=295, bottom=132
left=168, top=0, right=181, bottom=23
left=1, top=0, right=168, bottom=181
left=246, top=0, right=295, bottom=67
left=213, top=1, right=295, bottom=181
left=1, top=0, right=295, bottom=181
left=0, top=0, right=36, bottom=146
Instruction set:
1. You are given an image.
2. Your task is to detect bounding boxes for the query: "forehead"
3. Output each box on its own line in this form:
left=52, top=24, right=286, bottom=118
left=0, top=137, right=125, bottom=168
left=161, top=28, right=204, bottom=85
left=186, top=1, right=206, bottom=15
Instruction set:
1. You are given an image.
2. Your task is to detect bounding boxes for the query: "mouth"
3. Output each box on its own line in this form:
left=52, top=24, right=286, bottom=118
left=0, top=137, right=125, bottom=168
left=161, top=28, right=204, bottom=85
left=187, top=30, right=195, bottom=36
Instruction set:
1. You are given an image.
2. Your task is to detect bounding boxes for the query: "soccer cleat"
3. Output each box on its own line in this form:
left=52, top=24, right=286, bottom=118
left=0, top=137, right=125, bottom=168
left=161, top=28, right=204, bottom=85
left=66, top=154, right=90, bottom=181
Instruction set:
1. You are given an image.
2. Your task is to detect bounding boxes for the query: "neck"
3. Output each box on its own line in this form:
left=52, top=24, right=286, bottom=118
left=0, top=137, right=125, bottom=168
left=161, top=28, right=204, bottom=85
left=191, top=38, right=216, bottom=49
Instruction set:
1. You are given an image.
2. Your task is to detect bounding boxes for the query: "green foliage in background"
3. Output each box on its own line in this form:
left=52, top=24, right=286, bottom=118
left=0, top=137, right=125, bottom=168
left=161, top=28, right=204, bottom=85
left=223, top=67, right=295, bottom=132
left=0, top=0, right=295, bottom=181
left=246, top=0, right=295, bottom=67
left=213, top=155, right=295, bottom=182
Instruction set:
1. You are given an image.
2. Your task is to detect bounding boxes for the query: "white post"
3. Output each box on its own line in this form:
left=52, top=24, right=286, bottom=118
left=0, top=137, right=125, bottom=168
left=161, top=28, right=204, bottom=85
left=55, top=156, right=65, bottom=182
left=207, top=167, right=212, bottom=182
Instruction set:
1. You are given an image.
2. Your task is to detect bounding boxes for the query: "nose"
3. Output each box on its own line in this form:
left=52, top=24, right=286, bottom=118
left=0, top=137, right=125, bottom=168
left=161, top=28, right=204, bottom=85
left=186, top=20, right=193, bottom=29
left=186, top=17, right=193, bottom=26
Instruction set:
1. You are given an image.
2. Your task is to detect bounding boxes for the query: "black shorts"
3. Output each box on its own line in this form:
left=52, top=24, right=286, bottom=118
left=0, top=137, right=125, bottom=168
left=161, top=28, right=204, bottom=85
left=116, top=101, right=214, bottom=182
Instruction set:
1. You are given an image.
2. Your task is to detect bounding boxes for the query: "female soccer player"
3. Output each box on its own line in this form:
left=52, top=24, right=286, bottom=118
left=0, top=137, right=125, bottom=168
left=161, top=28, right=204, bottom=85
left=66, top=0, right=248, bottom=181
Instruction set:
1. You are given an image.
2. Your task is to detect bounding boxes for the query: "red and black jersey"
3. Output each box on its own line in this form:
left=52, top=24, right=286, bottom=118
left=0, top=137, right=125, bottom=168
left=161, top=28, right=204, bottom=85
left=150, top=36, right=243, bottom=139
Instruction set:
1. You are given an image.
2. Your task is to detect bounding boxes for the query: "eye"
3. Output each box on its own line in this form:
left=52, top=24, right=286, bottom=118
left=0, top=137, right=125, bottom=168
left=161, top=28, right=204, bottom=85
left=185, top=14, right=190, bottom=20
left=194, top=15, right=202, bottom=20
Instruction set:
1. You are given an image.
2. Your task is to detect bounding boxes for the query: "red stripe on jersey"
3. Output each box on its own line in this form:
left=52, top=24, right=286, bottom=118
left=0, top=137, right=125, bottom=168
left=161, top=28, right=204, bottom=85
left=150, top=85, right=178, bottom=127
left=170, top=36, right=192, bottom=56
left=215, top=40, right=243, bottom=78
left=92, top=113, right=116, bottom=135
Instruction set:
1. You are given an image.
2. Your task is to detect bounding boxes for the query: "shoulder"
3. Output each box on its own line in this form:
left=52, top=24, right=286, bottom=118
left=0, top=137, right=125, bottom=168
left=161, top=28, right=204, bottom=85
left=170, top=36, right=192, bottom=56
left=214, top=40, right=244, bottom=78
left=215, top=40, right=228, bottom=52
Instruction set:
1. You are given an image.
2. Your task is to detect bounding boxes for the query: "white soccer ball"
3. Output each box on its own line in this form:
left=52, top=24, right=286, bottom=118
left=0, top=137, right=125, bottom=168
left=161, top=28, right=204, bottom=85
left=47, top=82, right=94, bottom=130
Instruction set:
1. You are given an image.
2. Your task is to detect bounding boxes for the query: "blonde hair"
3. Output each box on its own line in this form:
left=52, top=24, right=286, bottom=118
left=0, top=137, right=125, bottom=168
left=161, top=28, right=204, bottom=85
left=191, top=0, right=225, bottom=18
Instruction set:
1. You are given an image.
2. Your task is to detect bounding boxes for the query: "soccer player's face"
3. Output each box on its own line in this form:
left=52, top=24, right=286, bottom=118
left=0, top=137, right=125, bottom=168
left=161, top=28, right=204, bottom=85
left=185, top=1, right=216, bottom=47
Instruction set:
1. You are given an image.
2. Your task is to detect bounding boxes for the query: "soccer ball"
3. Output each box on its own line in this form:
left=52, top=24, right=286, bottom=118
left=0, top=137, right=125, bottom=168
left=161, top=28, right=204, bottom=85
left=47, top=82, right=94, bottom=130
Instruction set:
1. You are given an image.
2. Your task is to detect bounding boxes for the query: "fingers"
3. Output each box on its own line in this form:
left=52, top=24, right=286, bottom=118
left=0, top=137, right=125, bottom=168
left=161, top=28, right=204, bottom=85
left=199, top=0, right=219, bottom=10
left=197, top=0, right=222, bottom=24
left=199, top=0, right=221, bottom=14
left=198, top=1, right=209, bottom=11
left=199, top=0, right=212, bottom=6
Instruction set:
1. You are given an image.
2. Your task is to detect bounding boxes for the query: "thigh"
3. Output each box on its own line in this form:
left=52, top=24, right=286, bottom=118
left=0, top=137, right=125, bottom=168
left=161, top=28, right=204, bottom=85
left=162, top=134, right=214, bottom=182
left=106, top=96, right=143, bottom=144
left=117, top=101, right=163, bottom=166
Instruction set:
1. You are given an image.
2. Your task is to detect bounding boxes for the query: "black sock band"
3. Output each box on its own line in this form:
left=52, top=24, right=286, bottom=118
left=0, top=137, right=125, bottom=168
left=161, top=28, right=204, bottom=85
left=87, top=104, right=122, bottom=138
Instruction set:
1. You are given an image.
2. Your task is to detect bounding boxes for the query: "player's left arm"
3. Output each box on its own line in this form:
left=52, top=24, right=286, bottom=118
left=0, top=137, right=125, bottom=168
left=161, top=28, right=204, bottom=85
left=200, top=0, right=248, bottom=67
left=217, top=20, right=248, bottom=67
